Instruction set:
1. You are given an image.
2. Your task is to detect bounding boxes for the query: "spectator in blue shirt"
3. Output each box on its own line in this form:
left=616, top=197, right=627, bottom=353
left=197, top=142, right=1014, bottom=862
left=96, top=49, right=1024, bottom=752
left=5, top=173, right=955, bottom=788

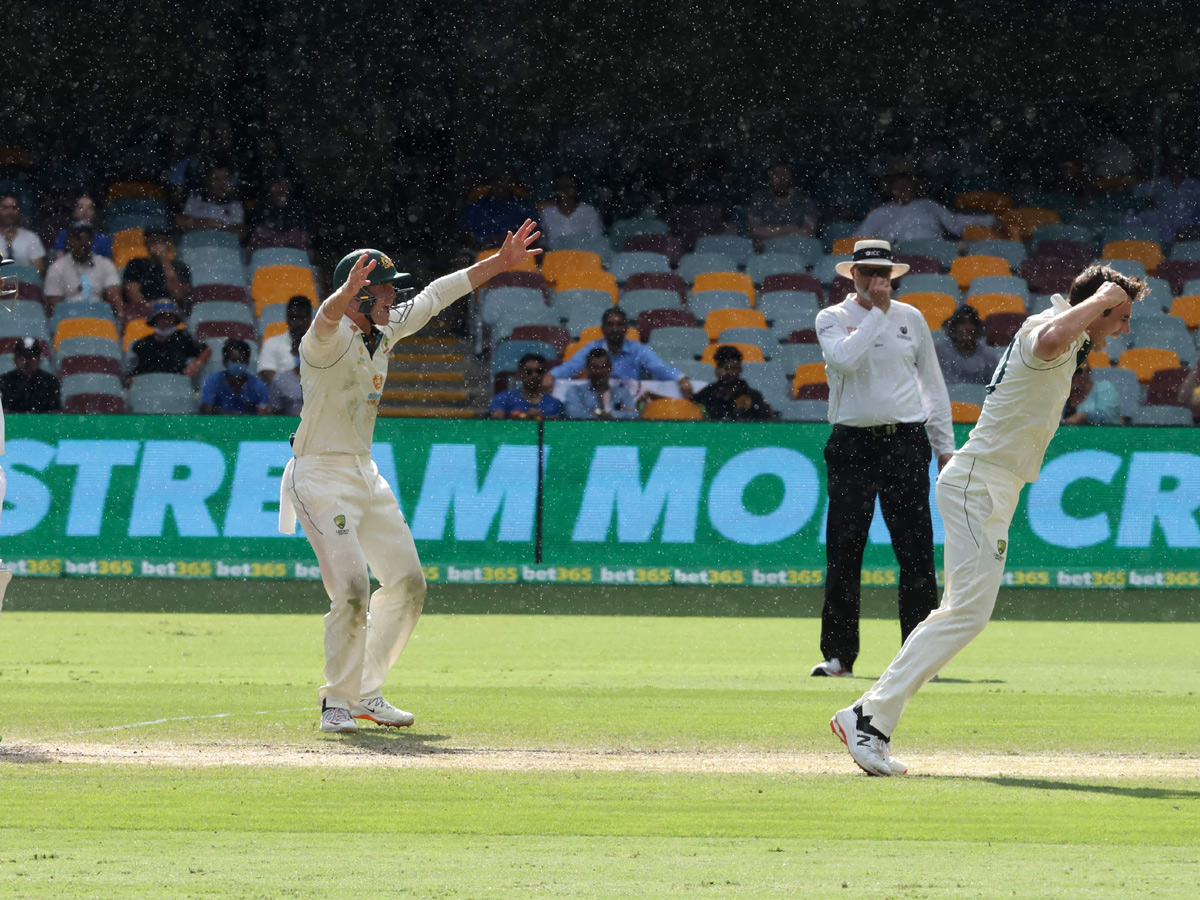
left=564, top=348, right=639, bottom=420
left=548, top=308, right=694, bottom=397
left=458, top=167, right=538, bottom=248
left=200, top=338, right=270, bottom=415
left=490, top=353, right=565, bottom=419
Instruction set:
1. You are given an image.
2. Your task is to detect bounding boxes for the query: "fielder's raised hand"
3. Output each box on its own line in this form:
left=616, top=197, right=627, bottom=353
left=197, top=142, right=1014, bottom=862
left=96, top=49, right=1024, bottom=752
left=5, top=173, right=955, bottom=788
left=469, top=219, right=543, bottom=289
left=316, top=253, right=378, bottom=336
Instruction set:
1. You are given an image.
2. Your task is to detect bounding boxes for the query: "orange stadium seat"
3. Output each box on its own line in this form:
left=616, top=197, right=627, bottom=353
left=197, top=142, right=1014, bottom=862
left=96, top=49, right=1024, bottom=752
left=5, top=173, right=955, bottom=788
left=54, top=317, right=119, bottom=351
left=955, top=191, right=1012, bottom=214
left=1118, top=348, right=1180, bottom=384
left=1087, top=349, right=1111, bottom=369
left=578, top=325, right=640, bottom=343
left=261, top=321, right=289, bottom=341
left=251, top=265, right=318, bottom=316
left=831, top=236, right=867, bottom=255
left=961, top=223, right=1004, bottom=241
left=791, top=361, right=827, bottom=398
left=1169, top=295, right=1200, bottom=329
left=561, top=340, right=586, bottom=361
left=641, top=398, right=705, bottom=421
left=700, top=342, right=765, bottom=364
left=950, top=255, right=1010, bottom=292
left=122, top=318, right=157, bottom=351
left=999, top=208, right=1060, bottom=241
left=901, top=291, right=957, bottom=331
left=951, top=401, right=982, bottom=424
left=540, top=250, right=603, bottom=286
left=702, top=307, right=767, bottom=341
left=966, top=292, right=1026, bottom=320
left=692, top=271, right=755, bottom=306
left=111, top=228, right=150, bottom=269
left=107, top=181, right=165, bottom=202
left=477, top=248, right=537, bottom=272
left=1103, top=240, right=1163, bottom=274
left=554, top=270, right=618, bottom=304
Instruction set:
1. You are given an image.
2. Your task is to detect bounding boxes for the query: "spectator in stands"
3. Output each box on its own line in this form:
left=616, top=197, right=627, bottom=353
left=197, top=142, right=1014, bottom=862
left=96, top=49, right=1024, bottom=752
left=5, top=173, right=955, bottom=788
left=564, top=348, right=638, bottom=420
left=247, top=173, right=311, bottom=248
left=52, top=194, right=111, bottom=260
left=857, top=172, right=995, bottom=244
left=1062, top=363, right=1122, bottom=426
left=0, top=192, right=46, bottom=277
left=490, top=353, right=564, bottom=419
left=458, top=167, right=537, bottom=248
left=258, top=296, right=312, bottom=383
left=547, top=307, right=694, bottom=397
left=43, top=222, right=122, bottom=317
left=742, top=162, right=818, bottom=246
left=539, top=174, right=604, bottom=249
left=176, top=160, right=246, bottom=240
left=1126, top=152, right=1200, bottom=242
left=268, top=353, right=303, bottom=416
left=122, top=227, right=192, bottom=319
left=0, top=338, right=60, bottom=412
left=1178, top=367, right=1200, bottom=421
left=126, top=299, right=210, bottom=383
left=200, top=338, right=270, bottom=415
left=935, top=306, right=1000, bottom=386
left=694, top=345, right=774, bottom=421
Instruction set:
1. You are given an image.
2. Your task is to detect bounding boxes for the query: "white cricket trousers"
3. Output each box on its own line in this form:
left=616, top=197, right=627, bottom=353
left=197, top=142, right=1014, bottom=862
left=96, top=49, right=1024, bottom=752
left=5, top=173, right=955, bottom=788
left=0, top=464, right=8, bottom=613
left=283, top=454, right=426, bottom=710
left=858, top=454, right=1025, bottom=736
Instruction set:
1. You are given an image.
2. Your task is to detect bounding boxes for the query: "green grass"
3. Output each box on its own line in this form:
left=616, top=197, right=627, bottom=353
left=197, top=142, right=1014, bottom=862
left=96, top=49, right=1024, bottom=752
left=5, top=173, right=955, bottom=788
left=1, top=580, right=1199, bottom=898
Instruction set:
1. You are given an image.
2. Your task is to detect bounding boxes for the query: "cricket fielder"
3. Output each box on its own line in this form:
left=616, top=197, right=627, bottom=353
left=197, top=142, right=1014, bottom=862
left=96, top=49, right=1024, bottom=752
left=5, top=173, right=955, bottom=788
left=832, top=264, right=1142, bottom=776
left=0, top=250, right=17, bottom=614
left=280, top=220, right=541, bottom=734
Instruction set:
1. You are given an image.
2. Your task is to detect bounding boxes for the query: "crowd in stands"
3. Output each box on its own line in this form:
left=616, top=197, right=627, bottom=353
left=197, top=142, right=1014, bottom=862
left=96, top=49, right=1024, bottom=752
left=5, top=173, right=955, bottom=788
left=2, top=107, right=1200, bottom=427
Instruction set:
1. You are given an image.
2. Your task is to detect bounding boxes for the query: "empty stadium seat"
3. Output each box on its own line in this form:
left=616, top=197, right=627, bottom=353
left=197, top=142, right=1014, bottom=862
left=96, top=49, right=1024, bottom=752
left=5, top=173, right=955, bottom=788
left=578, top=326, right=639, bottom=344
left=967, top=293, right=1027, bottom=320
left=984, top=312, right=1027, bottom=346
left=509, top=325, right=570, bottom=357
left=901, top=292, right=957, bottom=331
left=762, top=235, right=824, bottom=264
left=1118, top=348, right=1181, bottom=384
left=745, top=253, right=809, bottom=285
left=898, top=239, right=957, bottom=269
left=553, top=270, right=618, bottom=303
left=610, top=251, right=672, bottom=283
left=540, top=249, right=604, bottom=286
left=703, top=307, right=767, bottom=342
left=1169, top=295, right=1200, bottom=330
left=951, top=401, right=982, bottom=424
left=897, top=273, right=960, bottom=298
left=621, top=233, right=683, bottom=266
left=250, top=265, right=317, bottom=316
left=647, top=325, right=708, bottom=359
left=761, top=272, right=824, bottom=301
left=967, top=240, right=1026, bottom=269
left=641, top=398, right=704, bottom=421
left=688, top=290, right=752, bottom=320
left=950, top=255, right=1010, bottom=292
left=61, top=372, right=124, bottom=401
left=1145, top=367, right=1190, bottom=407
left=1129, top=405, right=1194, bottom=426
left=54, top=317, right=119, bottom=351
left=618, top=289, right=684, bottom=320
left=677, top=252, right=736, bottom=284
left=1102, top=240, right=1163, bottom=274
left=491, top=339, right=558, bottom=377
left=693, top=235, right=754, bottom=267
left=608, top=216, right=669, bottom=251
left=622, top=271, right=687, bottom=300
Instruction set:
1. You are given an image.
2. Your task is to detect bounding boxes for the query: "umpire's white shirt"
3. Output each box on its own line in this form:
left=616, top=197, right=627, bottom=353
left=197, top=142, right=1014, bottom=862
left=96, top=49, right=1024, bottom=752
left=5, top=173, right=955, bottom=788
left=958, top=294, right=1082, bottom=483
left=816, top=294, right=955, bottom=458
left=292, top=271, right=472, bottom=459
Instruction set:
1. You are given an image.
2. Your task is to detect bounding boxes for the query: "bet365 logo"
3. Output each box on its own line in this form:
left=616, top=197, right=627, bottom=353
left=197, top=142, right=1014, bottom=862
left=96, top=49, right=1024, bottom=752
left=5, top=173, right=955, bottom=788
left=334, top=514, right=348, bottom=535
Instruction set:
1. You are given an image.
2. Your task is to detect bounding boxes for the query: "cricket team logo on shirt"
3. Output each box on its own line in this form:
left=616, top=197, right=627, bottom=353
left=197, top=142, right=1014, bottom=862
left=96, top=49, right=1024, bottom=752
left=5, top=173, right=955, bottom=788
left=334, top=514, right=348, bottom=535
left=373, top=374, right=385, bottom=391
left=994, top=539, right=1007, bottom=560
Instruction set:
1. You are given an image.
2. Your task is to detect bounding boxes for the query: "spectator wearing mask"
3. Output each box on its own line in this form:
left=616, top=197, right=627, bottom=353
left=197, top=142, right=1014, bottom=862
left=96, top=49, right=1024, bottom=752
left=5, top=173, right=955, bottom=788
left=490, top=353, right=564, bottom=419
left=257, top=296, right=312, bottom=383
left=0, top=338, right=60, bottom=412
left=200, top=338, right=270, bottom=414
left=122, top=227, right=192, bottom=320
left=935, top=306, right=1001, bottom=386
left=694, top=345, right=774, bottom=421
left=43, top=221, right=122, bottom=317
left=539, top=174, right=604, bottom=249
left=52, top=194, right=112, bottom=260
left=126, top=299, right=211, bottom=382
left=564, top=348, right=638, bottom=420
left=0, top=192, right=47, bottom=277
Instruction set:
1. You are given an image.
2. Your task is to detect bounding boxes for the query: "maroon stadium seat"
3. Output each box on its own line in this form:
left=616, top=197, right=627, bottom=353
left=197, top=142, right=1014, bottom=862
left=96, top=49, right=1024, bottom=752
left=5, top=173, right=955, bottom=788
left=1154, top=260, right=1200, bottom=295
left=247, top=227, right=310, bottom=252
left=636, top=308, right=698, bottom=341
left=794, top=382, right=830, bottom=401
left=16, top=281, right=44, bottom=305
left=510, top=325, right=570, bottom=357
left=985, top=311, right=1028, bottom=346
left=58, top=354, right=123, bottom=377
left=623, top=233, right=684, bottom=267
left=783, top=329, right=818, bottom=344
left=828, top=275, right=855, bottom=304
left=1145, top=367, right=1190, bottom=406
left=64, top=392, right=126, bottom=414
left=190, top=284, right=252, bottom=306
left=1018, top=256, right=1076, bottom=295
left=623, top=271, right=687, bottom=301
left=663, top=203, right=725, bottom=251
left=761, top=273, right=823, bottom=303
left=194, top=320, right=257, bottom=341
left=893, top=254, right=941, bottom=275
left=1034, top=240, right=1094, bottom=271
left=480, top=269, right=550, bottom=302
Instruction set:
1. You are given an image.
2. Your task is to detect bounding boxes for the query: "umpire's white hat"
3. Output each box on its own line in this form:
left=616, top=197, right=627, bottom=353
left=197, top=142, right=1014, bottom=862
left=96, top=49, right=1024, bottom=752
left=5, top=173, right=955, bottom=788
left=835, top=240, right=910, bottom=279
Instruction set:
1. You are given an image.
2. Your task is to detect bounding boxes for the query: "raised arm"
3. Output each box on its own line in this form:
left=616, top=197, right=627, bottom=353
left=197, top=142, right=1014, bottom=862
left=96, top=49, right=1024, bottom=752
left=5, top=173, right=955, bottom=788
left=465, top=219, right=542, bottom=291
left=312, top=253, right=377, bottom=340
left=1032, top=282, right=1130, bottom=361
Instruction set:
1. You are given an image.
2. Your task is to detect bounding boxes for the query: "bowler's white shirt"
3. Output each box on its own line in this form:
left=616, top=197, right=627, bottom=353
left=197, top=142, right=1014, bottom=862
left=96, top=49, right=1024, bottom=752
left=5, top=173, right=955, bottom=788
left=959, top=294, right=1082, bottom=483
left=292, top=271, right=472, bottom=458
left=816, top=294, right=955, bottom=457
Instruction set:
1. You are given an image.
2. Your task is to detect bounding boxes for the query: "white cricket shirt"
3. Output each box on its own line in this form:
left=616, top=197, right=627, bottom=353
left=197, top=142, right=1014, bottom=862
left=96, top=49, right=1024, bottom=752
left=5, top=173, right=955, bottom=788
left=816, top=294, right=955, bottom=457
left=291, top=270, right=472, bottom=458
left=958, top=294, right=1083, bottom=483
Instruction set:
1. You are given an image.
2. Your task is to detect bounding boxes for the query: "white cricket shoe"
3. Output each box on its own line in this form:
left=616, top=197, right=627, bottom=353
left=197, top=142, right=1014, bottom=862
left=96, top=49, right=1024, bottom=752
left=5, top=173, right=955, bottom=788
left=811, top=657, right=853, bottom=677
left=830, top=705, right=906, bottom=776
left=320, top=705, right=358, bottom=734
left=352, top=697, right=414, bottom=728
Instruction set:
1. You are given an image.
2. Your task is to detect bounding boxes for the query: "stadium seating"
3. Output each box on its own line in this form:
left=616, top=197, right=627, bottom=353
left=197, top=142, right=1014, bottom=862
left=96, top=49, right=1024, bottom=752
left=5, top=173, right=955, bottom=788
left=777, top=398, right=830, bottom=422
left=1129, top=405, right=1194, bottom=426
left=191, top=284, right=252, bottom=307
left=676, top=252, right=735, bottom=285
left=122, top=318, right=155, bottom=352
left=756, top=291, right=821, bottom=328
left=578, top=326, right=639, bottom=344
left=635, top=308, right=699, bottom=343
left=622, top=271, right=687, bottom=300
left=1145, top=367, right=1190, bottom=407
left=64, top=392, right=125, bottom=413
left=688, top=290, right=752, bottom=320
left=1098, top=258, right=1148, bottom=279
left=700, top=343, right=764, bottom=364
left=553, top=233, right=613, bottom=266
left=61, top=372, right=123, bottom=402
left=476, top=247, right=537, bottom=272
left=509, top=325, right=570, bottom=358
left=774, top=344, right=824, bottom=375
left=1118, top=348, right=1181, bottom=384
left=1019, top=256, right=1077, bottom=295
left=491, top=339, right=557, bottom=377
left=830, top=236, right=864, bottom=255
left=809, top=255, right=849, bottom=286
left=1168, top=240, right=1200, bottom=262
left=1155, top=261, right=1200, bottom=295
left=901, top=292, right=957, bottom=331
left=893, top=254, right=941, bottom=275
left=129, top=373, right=197, bottom=414
left=999, top=207, right=1060, bottom=241
left=111, top=228, right=149, bottom=269
left=898, top=239, right=957, bottom=269
left=179, top=230, right=241, bottom=253
left=610, top=251, right=671, bottom=283
left=967, top=293, right=1027, bottom=320
left=703, top=307, right=766, bottom=342
left=480, top=287, right=549, bottom=327
left=540, top=250, right=604, bottom=287
left=951, top=401, right=982, bottom=424
left=984, top=312, right=1027, bottom=346
left=663, top=203, right=725, bottom=250
left=898, top=273, right=959, bottom=298
left=479, top=269, right=550, bottom=301
left=955, top=191, right=1012, bottom=214
left=54, top=317, right=118, bottom=351
left=791, top=361, right=827, bottom=398
left=250, top=265, right=317, bottom=316
left=1030, top=223, right=1095, bottom=250
left=950, top=255, right=1011, bottom=291
left=693, top=235, right=754, bottom=268
left=761, top=273, right=824, bottom=301
left=551, top=289, right=612, bottom=325
left=618, top=289, right=684, bottom=320
left=6, top=262, right=41, bottom=287
left=622, top=233, right=683, bottom=266
left=762, top=235, right=824, bottom=265
left=608, top=216, right=669, bottom=251
left=745, top=253, right=809, bottom=285
left=1102, top=240, right=1162, bottom=274
left=554, top=270, right=618, bottom=303
left=692, top=271, right=754, bottom=306
left=248, top=248, right=311, bottom=274
left=1168, top=295, right=1200, bottom=329
left=641, top=398, right=704, bottom=421
left=967, top=240, right=1026, bottom=269
left=648, top=325, right=709, bottom=360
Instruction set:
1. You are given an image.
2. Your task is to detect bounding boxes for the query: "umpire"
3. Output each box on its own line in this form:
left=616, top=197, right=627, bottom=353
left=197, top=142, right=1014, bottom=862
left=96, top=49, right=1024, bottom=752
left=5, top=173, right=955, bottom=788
left=811, top=240, right=954, bottom=677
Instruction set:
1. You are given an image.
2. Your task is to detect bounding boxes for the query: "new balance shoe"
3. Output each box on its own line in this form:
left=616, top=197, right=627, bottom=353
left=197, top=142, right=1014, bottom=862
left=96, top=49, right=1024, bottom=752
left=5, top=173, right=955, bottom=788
left=811, top=657, right=853, bottom=677
left=830, top=705, right=906, bottom=776
left=352, top=696, right=414, bottom=728
left=320, top=704, right=358, bottom=734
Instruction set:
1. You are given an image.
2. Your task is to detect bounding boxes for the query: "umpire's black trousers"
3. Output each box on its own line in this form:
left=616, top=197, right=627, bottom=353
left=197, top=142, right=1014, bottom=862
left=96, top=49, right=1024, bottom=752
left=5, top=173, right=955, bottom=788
left=820, top=422, right=939, bottom=671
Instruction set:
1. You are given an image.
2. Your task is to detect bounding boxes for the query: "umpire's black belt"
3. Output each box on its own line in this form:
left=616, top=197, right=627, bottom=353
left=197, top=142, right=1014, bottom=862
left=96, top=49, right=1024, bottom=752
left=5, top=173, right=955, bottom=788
left=832, top=422, right=926, bottom=438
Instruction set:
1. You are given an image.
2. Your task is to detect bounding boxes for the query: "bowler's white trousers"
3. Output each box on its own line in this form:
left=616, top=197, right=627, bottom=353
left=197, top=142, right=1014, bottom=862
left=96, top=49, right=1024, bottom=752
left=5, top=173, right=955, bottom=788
left=0, top=465, right=8, bottom=614
left=282, top=454, right=426, bottom=710
left=858, top=453, right=1024, bottom=736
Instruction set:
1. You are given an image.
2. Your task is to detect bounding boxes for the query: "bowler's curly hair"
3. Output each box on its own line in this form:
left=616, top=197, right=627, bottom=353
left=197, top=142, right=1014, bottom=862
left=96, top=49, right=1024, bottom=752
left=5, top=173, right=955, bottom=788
left=1067, top=265, right=1147, bottom=307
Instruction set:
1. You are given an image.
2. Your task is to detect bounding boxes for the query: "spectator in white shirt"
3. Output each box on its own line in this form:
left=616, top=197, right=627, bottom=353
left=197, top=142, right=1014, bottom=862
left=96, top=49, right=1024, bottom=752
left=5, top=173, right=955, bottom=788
left=857, top=173, right=995, bottom=245
left=810, top=240, right=954, bottom=680
left=43, top=222, right=122, bottom=317
left=0, top=192, right=46, bottom=277
left=539, top=174, right=604, bottom=249
left=258, top=296, right=313, bottom=383
left=176, top=160, right=246, bottom=240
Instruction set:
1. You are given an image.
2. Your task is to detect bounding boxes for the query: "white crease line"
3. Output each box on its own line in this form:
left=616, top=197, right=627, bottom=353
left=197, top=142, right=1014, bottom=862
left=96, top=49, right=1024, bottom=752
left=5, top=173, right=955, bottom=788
left=37, top=708, right=315, bottom=740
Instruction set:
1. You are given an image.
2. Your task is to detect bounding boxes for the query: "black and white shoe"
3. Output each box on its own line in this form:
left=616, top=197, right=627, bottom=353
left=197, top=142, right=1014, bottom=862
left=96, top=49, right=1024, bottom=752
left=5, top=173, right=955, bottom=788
left=811, top=658, right=853, bottom=677
left=830, top=705, right=907, bottom=776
